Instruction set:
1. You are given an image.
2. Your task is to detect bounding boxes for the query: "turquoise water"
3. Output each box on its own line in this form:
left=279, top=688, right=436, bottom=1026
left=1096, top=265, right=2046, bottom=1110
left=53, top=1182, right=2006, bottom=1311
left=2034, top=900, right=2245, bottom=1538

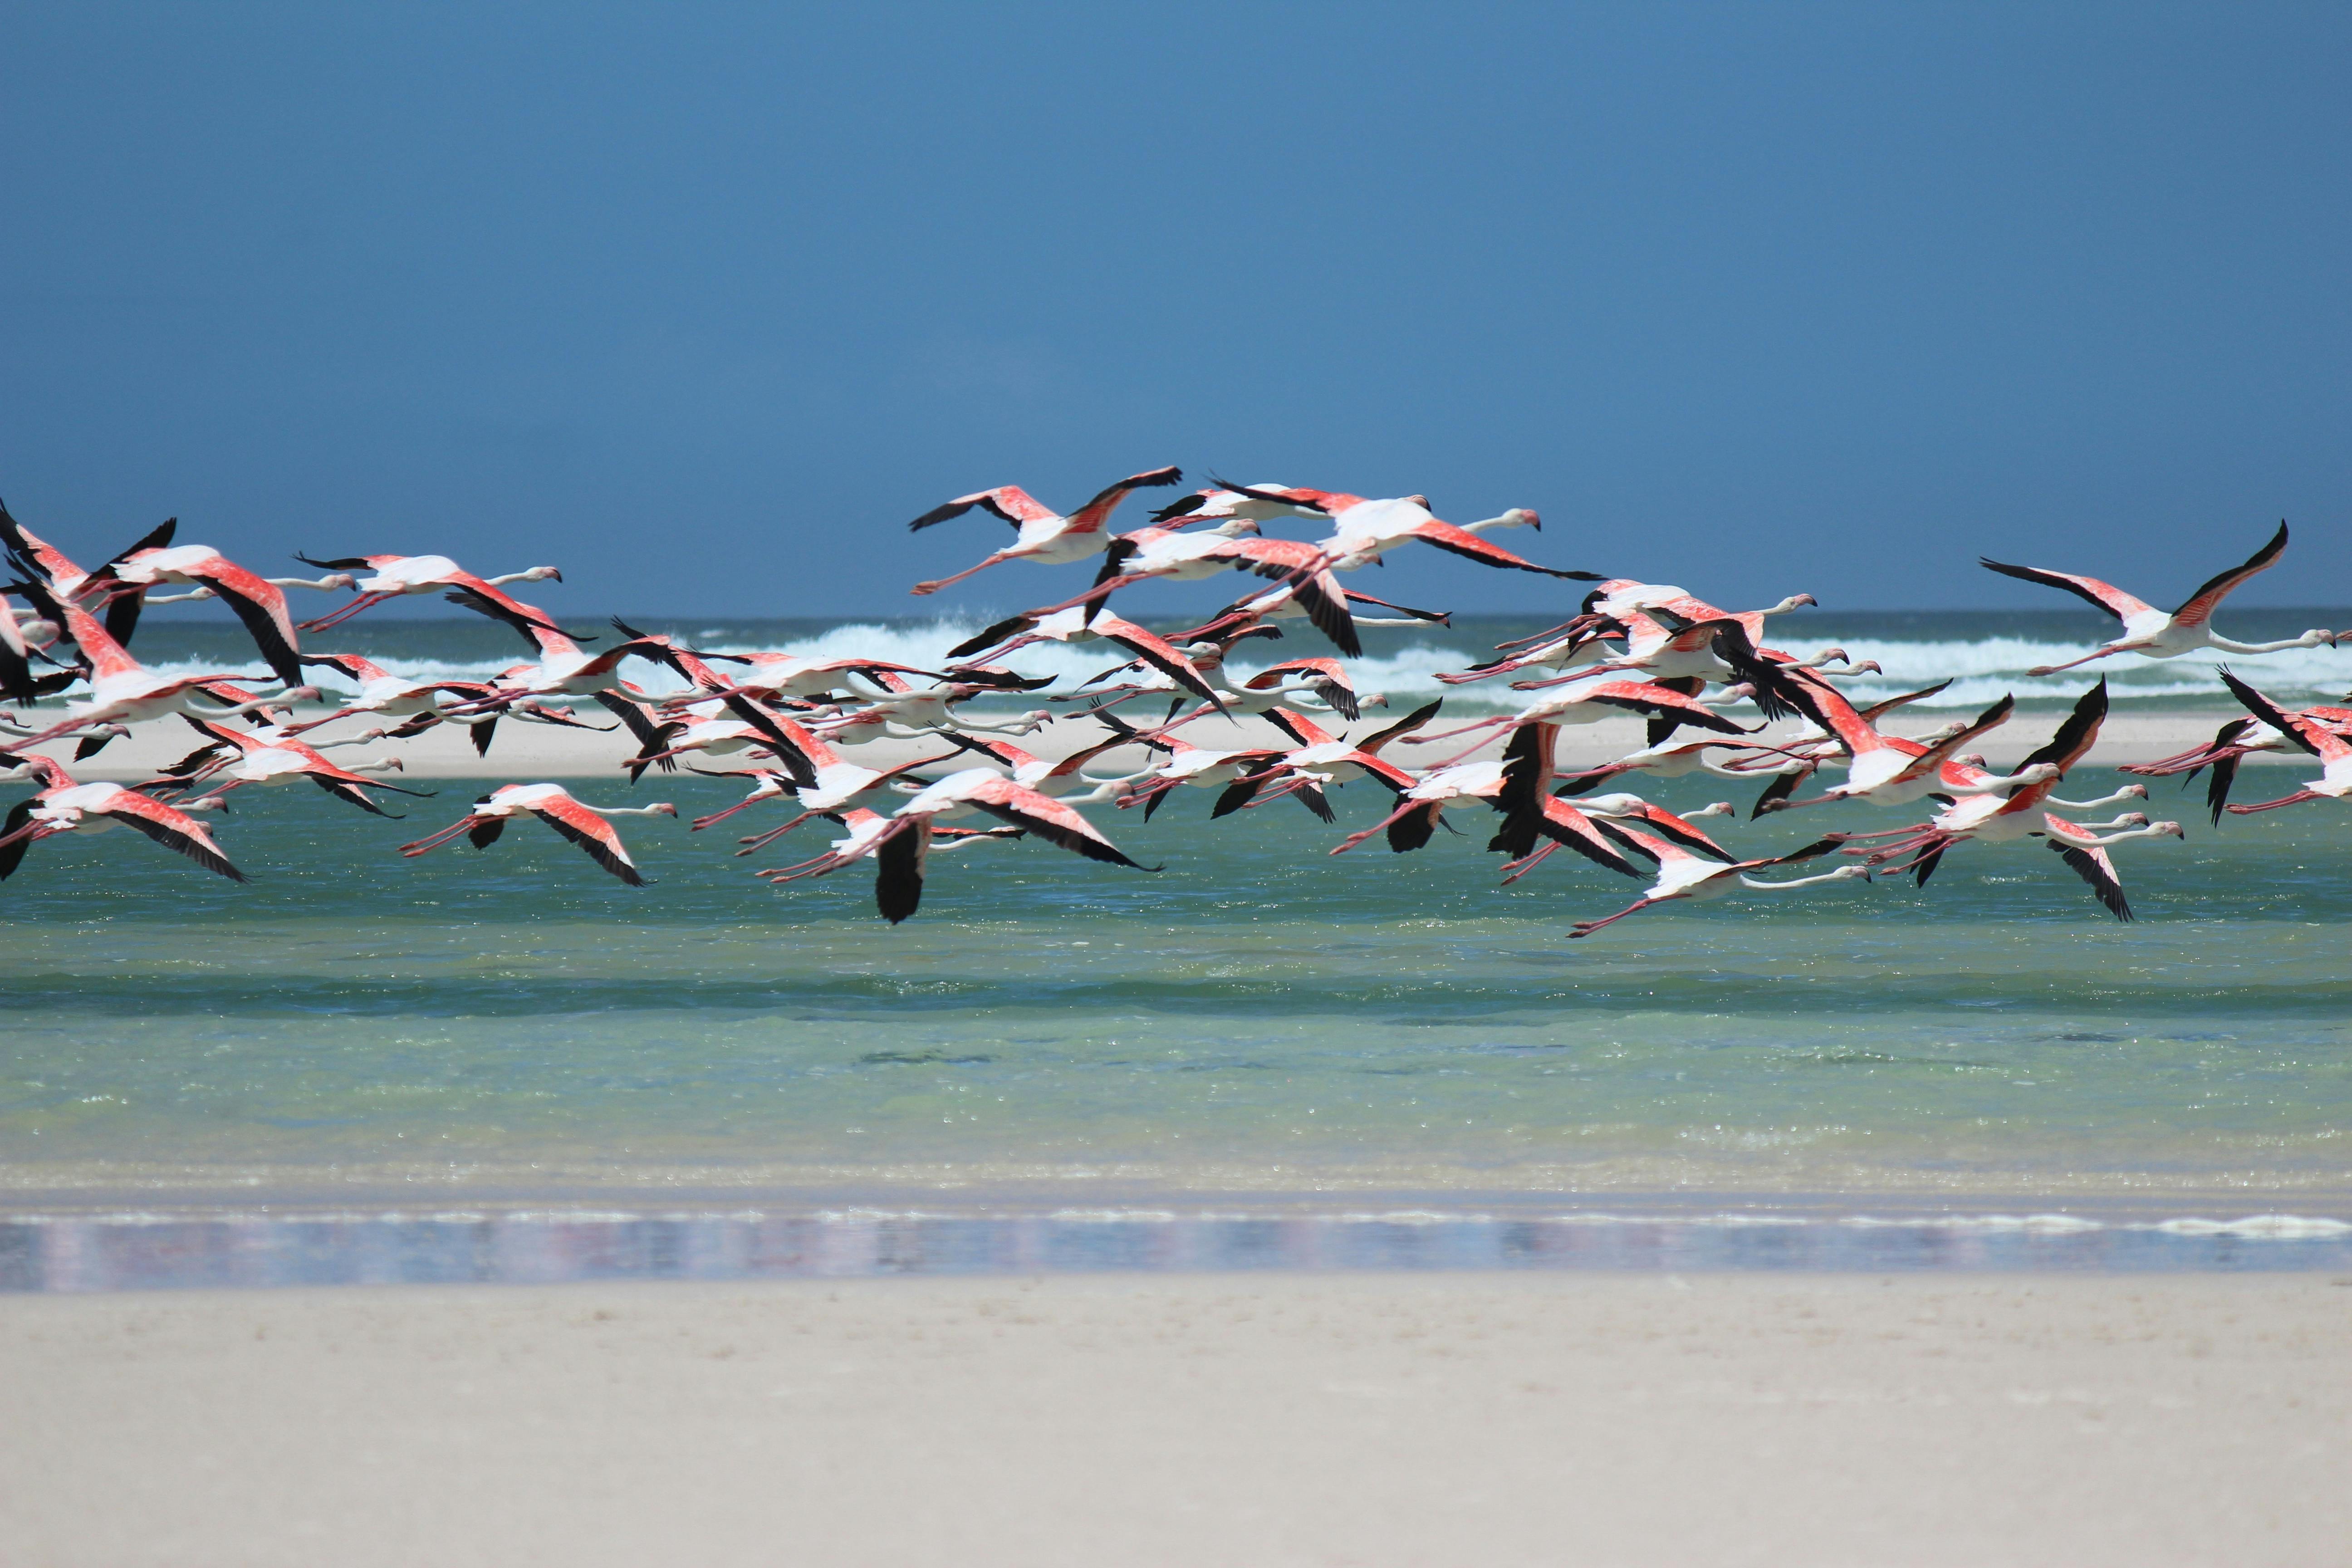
left=5, top=764, right=2348, bottom=1221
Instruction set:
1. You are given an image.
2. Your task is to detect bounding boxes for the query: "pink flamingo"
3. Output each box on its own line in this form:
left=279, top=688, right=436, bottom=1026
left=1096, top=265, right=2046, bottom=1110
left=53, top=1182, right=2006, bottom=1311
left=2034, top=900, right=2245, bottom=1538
left=0, top=753, right=244, bottom=882
left=287, top=553, right=564, bottom=632
left=398, top=784, right=677, bottom=886
left=907, top=465, right=1182, bottom=595
left=1981, top=523, right=2342, bottom=676
left=2217, top=671, right=2352, bottom=816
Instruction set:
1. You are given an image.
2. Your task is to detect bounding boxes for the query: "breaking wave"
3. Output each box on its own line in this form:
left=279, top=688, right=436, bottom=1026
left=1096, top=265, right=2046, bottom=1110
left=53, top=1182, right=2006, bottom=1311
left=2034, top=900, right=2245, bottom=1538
left=66, top=615, right=2352, bottom=714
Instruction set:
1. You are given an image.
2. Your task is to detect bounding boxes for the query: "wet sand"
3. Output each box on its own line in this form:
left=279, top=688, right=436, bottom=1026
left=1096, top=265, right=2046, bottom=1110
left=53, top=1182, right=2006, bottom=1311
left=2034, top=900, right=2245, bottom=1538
left=3, top=1272, right=2345, bottom=1566
left=34, top=704, right=2288, bottom=781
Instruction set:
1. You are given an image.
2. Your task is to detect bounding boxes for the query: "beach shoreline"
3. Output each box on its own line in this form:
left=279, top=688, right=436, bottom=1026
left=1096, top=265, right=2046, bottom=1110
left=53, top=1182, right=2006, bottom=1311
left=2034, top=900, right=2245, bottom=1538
left=20, top=703, right=2310, bottom=781
left=5, top=1271, right=2346, bottom=1565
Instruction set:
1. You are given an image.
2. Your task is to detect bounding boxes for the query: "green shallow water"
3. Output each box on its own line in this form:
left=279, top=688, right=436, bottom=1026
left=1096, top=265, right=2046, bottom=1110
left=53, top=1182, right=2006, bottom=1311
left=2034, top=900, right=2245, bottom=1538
left=2, top=770, right=2348, bottom=1207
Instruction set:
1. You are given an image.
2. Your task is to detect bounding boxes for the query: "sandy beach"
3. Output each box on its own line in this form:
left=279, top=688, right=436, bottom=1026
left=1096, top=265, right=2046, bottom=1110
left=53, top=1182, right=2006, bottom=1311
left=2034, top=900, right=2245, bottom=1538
left=2, top=1272, right=2344, bottom=1566
left=24, top=703, right=2298, bottom=782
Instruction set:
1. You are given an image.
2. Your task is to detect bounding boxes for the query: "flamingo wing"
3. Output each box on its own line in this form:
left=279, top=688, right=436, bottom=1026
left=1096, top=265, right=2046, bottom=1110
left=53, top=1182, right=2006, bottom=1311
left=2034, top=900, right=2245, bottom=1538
left=907, top=485, right=1058, bottom=532
left=1525, top=799, right=1647, bottom=877
left=1857, top=679, right=1953, bottom=721
left=1627, top=804, right=1736, bottom=861
left=1088, top=617, right=1224, bottom=712
left=1230, top=540, right=1362, bottom=657
left=1578, top=681, right=1751, bottom=736
left=2041, top=819, right=2133, bottom=921
left=2019, top=679, right=2110, bottom=777
left=0, top=501, right=95, bottom=588
left=527, top=795, right=648, bottom=886
left=1787, top=669, right=1885, bottom=757
left=1978, top=557, right=2154, bottom=623
left=1358, top=699, right=1441, bottom=756
left=715, top=697, right=823, bottom=789
left=947, top=612, right=1041, bottom=660
left=2171, top=522, right=2288, bottom=627
left=956, top=776, right=1154, bottom=869
left=166, top=557, right=304, bottom=687
left=1061, top=466, right=1183, bottom=535
left=0, top=602, right=36, bottom=704
left=1902, top=694, right=2019, bottom=778
left=95, top=788, right=246, bottom=882
left=2220, top=671, right=2347, bottom=763
left=1405, top=520, right=1599, bottom=580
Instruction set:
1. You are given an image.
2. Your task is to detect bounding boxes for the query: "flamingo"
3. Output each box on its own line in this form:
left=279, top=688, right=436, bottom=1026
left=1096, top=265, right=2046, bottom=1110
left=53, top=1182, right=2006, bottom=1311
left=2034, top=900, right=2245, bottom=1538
left=809, top=682, right=1053, bottom=745
left=1835, top=681, right=2184, bottom=917
left=285, top=553, right=564, bottom=632
left=429, top=598, right=670, bottom=718
left=2121, top=698, right=2352, bottom=822
left=942, top=606, right=1227, bottom=713
left=1017, top=529, right=1369, bottom=657
left=1117, top=735, right=1300, bottom=820
left=0, top=590, right=49, bottom=706
left=2216, top=671, right=2352, bottom=815
left=1181, top=701, right=1441, bottom=823
left=0, top=753, right=245, bottom=882
left=1515, top=608, right=1866, bottom=699
left=1203, top=484, right=1594, bottom=582
left=1754, top=682, right=2052, bottom=812
left=662, top=712, right=965, bottom=850
left=81, top=544, right=318, bottom=687
left=1174, top=580, right=1452, bottom=647
left=158, top=715, right=430, bottom=817
left=0, top=502, right=180, bottom=643
left=1565, top=829, right=1869, bottom=937
left=398, top=784, right=676, bottom=886
left=1980, top=523, right=2342, bottom=676
left=283, top=653, right=510, bottom=748
left=755, top=768, right=1155, bottom=922
left=0, top=582, right=316, bottom=749
left=1481, top=722, right=1732, bottom=870
left=1403, top=673, right=1753, bottom=766
left=924, top=721, right=1165, bottom=805
left=907, top=465, right=1182, bottom=595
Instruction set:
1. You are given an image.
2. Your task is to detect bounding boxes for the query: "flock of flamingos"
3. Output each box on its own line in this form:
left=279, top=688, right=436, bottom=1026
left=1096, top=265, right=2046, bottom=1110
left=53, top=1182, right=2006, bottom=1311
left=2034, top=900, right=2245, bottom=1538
left=3, top=470, right=2346, bottom=932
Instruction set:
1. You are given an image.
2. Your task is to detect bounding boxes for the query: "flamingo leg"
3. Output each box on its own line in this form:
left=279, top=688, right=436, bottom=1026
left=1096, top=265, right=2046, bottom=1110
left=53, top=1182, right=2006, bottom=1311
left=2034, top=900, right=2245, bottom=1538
left=2024, top=644, right=2132, bottom=678
left=910, top=553, right=1014, bottom=597
left=1498, top=842, right=1562, bottom=884
left=1330, top=797, right=1427, bottom=855
left=1567, top=899, right=1654, bottom=938
left=296, top=592, right=394, bottom=632
left=397, top=815, right=484, bottom=857
left=2227, top=789, right=2323, bottom=814
left=734, top=810, right=825, bottom=855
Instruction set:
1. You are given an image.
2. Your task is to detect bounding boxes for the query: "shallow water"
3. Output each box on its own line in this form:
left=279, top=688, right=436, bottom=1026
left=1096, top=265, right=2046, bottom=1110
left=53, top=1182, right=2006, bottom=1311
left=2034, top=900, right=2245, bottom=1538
left=4, top=763, right=2347, bottom=1234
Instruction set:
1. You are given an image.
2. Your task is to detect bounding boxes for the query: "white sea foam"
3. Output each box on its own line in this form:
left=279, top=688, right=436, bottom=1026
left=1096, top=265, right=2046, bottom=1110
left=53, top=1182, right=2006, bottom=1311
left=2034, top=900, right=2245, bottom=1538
left=65, top=617, right=2352, bottom=714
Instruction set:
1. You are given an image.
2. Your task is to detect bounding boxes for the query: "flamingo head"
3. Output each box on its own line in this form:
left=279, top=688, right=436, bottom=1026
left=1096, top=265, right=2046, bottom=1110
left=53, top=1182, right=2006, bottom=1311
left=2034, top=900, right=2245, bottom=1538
left=1690, top=801, right=1735, bottom=818
left=2119, top=783, right=2149, bottom=800
left=1499, top=508, right=1540, bottom=531
left=1773, top=594, right=1819, bottom=614
left=528, top=566, right=564, bottom=583
left=651, top=802, right=678, bottom=817
left=2152, top=819, right=2187, bottom=839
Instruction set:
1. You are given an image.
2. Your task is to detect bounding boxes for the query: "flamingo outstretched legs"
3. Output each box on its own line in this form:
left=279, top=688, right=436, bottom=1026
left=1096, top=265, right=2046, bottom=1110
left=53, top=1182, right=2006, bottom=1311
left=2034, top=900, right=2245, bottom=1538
left=1328, top=797, right=1439, bottom=854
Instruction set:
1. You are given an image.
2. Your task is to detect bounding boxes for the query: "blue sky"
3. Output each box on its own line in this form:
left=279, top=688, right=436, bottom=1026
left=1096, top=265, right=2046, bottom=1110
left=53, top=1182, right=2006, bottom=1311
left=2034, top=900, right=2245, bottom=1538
left=4, top=2, right=2348, bottom=619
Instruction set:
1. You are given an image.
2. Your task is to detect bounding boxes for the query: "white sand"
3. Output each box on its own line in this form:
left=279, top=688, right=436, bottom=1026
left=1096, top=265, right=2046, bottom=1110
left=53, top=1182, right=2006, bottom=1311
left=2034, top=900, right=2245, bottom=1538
left=3, top=1272, right=2346, bottom=1566
left=26, top=705, right=2288, bottom=782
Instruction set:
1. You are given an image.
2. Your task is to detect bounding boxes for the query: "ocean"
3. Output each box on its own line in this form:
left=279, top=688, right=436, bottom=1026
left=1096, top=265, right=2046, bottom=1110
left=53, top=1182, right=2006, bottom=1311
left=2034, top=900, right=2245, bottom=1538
left=5, top=613, right=2350, bottom=1287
